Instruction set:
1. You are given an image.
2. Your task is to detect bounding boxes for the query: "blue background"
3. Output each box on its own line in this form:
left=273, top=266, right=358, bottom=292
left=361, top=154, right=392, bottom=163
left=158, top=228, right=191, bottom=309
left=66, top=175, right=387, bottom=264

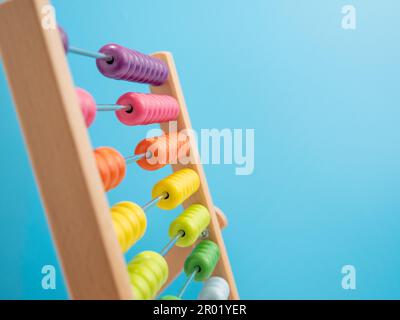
left=1, top=0, right=400, bottom=299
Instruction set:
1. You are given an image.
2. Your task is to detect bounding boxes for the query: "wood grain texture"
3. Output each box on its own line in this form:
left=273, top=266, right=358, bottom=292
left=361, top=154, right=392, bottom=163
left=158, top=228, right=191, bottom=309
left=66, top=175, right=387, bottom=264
left=150, top=52, right=239, bottom=300
left=0, top=0, right=132, bottom=299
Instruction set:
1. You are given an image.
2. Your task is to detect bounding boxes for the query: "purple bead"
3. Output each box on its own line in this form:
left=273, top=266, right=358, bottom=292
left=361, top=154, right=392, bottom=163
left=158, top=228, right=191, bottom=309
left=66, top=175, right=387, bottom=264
left=96, top=43, right=169, bottom=86
left=57, top=26, right=69, bottom=52
left=96, top=44, right=130, bottom=79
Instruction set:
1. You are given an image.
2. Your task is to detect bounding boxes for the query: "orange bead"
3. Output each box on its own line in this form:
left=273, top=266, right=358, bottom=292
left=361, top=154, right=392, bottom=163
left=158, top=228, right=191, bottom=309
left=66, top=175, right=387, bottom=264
left=135, top=132, right=190, bottom=171
left=94, top=147, right=126, bottom=191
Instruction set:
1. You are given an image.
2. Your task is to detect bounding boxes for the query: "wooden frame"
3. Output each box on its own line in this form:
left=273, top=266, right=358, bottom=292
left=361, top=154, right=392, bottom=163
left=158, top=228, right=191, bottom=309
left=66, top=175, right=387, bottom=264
left=0, top=0, right=238, bottom=300
left=151, top=54, right=238, bottom=299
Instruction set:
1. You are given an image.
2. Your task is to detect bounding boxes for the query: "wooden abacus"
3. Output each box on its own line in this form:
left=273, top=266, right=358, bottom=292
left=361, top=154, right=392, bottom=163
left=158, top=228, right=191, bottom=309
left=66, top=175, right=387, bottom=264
left=0, top=0, right=238, bottom=300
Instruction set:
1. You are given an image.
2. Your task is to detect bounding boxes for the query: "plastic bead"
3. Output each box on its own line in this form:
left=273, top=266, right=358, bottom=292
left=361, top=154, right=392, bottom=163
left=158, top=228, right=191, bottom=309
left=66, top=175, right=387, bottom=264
left=135, top=132, right=190, bottom=171
left=94, top=147, right=126, bottom=191
left=115, top=93, right=179, bottom=126
left=160, top=295, right=181, bottom=300
left=184, top=240, right=220, bottom=282
left=96, top=44, right=169, bottom=86
left=169, top=204, right=210, bottom=247
left=111, top=201, right=147, bottom=252
left=198, top=277, right=230, bottom=300
left=76, top=87, right=96, bottom=127
left=128, top=251, right=169, bottom=300
left=58, top=26, right=69, bottom=52
left=152, top=169, right=200, bottom=210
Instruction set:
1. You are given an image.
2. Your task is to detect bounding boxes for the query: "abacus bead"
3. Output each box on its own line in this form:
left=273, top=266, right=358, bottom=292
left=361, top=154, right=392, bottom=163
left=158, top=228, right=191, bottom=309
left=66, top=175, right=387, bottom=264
left=128, top=251, right=168, bottom=300
left=152, top=169, right=200, bottom=210
left=169, top=204, right=210, bottom=247
left=96, top=44, right=169, bottom=85
left=184, top=240, right=220, bottom=282
left=135, top=133, right=190, bottom=171
left=94, top=147, right=126, bottom=191
left=96, top=44, right=131, bottom=79
left=58, top=26, right=69, bottom=52
left=111, top=201, right=147, bottom=252
left=112, top=219, right=126, bottom=251
left=160, top=295, right=181, bottom=300
left=115, top=93, right=179, bottom=126
left=198, top=277, right=230, bottom=300
left=76, top=87, right=96, bottom=127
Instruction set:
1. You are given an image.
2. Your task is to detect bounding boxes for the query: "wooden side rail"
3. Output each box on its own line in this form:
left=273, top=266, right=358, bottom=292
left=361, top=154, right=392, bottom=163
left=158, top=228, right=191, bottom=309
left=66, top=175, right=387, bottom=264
left=151, top=53, right=239, bottom=300
left=0, top=0, right=132, bottom=299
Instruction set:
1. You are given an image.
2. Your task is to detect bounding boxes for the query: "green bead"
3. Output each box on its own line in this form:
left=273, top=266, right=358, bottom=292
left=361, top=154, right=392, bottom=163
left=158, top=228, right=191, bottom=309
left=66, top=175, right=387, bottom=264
left=184, top=240, right=220, bottom=281
left=161, top=295, right=181, bottom=300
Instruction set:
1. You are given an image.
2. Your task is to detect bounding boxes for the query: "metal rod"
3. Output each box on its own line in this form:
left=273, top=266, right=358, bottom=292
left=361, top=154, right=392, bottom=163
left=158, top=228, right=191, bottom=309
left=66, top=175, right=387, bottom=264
left=124, top=153, right=145, bottom=164
left=160, top=231, right=185, bottom=257
left=97, top=104, right=130, bottom=112
left=68, top=46, right=112, bottom=61
left=124, top=151, right=152, bottom=165
left=199, top=229, right=210, bottom=240
left=178, top=267, right=199, bottom=299
left=142, top=192, right=168, bottom=211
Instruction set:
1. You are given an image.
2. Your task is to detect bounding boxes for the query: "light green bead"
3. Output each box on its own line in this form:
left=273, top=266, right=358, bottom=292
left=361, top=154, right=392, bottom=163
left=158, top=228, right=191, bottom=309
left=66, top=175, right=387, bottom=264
left=128, top=251, right=168, bottom=300
left=169, top=204, right=210, bottom=247
left=161, top=295, right=181, bottom=300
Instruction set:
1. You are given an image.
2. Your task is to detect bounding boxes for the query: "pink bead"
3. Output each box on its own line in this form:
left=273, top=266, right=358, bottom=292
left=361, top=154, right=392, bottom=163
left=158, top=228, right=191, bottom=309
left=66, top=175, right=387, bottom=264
left=116, top=93, right=180, bottom=126
left=76, top=88, right=96, bottom=128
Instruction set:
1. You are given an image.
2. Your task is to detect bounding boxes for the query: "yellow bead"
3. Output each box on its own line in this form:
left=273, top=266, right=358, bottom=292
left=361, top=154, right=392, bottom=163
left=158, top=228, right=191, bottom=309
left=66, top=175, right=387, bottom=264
left=128, top=251, right=169, bottom=300
left=111, top=201, right=147, bottom=252
left=152, top=168, right=200, bottom=210
left=112, top=219, right=127, bottom=251
left=169, top=204, right=210, bottom=247
left=112, top=212, right=132, bottom=251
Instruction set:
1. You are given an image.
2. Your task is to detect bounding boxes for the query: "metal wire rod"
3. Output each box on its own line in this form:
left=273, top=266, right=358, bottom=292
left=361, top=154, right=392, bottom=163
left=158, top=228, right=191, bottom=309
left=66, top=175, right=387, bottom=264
left=68, top=46, right=112, bottom=61
left=178, top=267, right=199, bottom=299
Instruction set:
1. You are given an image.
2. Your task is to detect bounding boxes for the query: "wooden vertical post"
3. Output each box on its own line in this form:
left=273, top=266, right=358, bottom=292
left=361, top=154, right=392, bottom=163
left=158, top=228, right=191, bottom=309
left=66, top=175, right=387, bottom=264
left=0, top=0, right=132, bottom=299
left=151, top=53, right=239, bottom=300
